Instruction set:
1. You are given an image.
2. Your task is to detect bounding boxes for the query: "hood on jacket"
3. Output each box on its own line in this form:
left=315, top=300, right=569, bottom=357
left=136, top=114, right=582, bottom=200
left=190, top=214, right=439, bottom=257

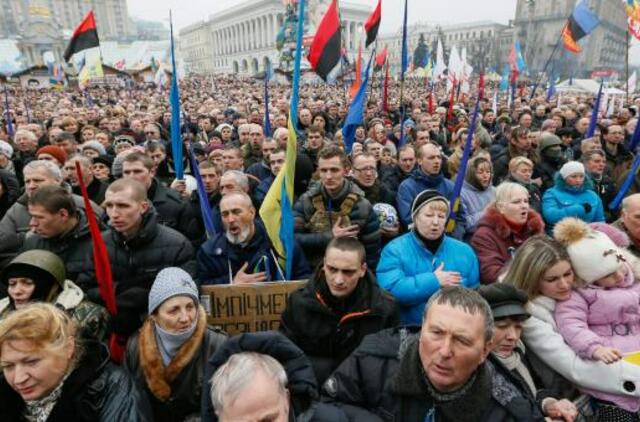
left=202, top=331, right=318, bottom=422
left=475, top=204, right=545, bottom=240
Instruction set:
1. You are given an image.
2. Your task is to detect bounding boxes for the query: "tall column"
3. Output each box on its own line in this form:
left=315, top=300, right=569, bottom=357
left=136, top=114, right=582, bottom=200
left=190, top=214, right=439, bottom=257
left=270, top=14, right=276, bottom=45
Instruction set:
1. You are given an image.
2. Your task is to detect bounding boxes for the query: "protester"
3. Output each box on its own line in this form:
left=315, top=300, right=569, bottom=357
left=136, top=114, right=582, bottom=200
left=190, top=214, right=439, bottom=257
left=124, top=267, right=227, bottom=421
left=471, top=182, right=545, bottom=284
left=582, top=149, right=615, bottom=221
left=506, top=156, right=542, bottom=213
left=279, top=237, right=398, bottom=383
left=197, top=191, right=310, bottom=284
left=614, top=193, right=640, bottom=256
left=377, top=190, right=479, bottom=324
left=460, top=156, right=496, bottom=235
left=542, top=161, right=605, bottom=231
left=504, top=236, right=640, bottom=410
left=554, top=217, right=640, bottom=418
left=0, top=303, right=150, bottom=421
left=322, top=287, right=544, bottom=421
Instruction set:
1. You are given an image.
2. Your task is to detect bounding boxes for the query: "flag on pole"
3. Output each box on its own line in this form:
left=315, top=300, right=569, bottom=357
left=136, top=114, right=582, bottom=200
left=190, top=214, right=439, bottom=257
left=508, top=41, right=526, bottom=72
left=629, top=70, right=637, bottom=93
left=188, top=146, right=217, bottom=238
left=349, top=44, right=362, bottom=98
left=74, top=162, right=124, bottom=362
left=78, top=52, right=104, bottom=89
left=64, top=11, right=100, bottom=61
left=264, top=63, right=273, bottom=137
left=478, top=72, right=485, bottom=100
left=400, top=0, right=409, bottom=81
left=259, top=0, right=305, bottom=279
left=546, top=73, right=557, bottom=101
left=308, top=0, right=341, bottom=81
left=169, top=11, right=183, bottom=180
left=499, top=64, right=510, bottom=92
left=562, top=0, right=600, bottom=53
left=343, top=52, right=374, bottom=152
left=3, top=85, right=14, bottom=138
left=586, top=80, right=603, bottom=139
left=492, top=91, right=498, bottom=114
left=446, top=98, right=481, bottom=234
left=433, top=38, right=446, bottom=80
left=375, top=45, right=387, bottom=69
left=364, top=0, right=381, bottom=48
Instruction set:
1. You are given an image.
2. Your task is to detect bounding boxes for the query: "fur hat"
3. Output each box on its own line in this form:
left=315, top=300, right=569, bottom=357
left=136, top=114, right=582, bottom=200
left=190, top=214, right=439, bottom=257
left=559, top=161, right=584, bottom=180
left=554, top=218, right=626, bottom=284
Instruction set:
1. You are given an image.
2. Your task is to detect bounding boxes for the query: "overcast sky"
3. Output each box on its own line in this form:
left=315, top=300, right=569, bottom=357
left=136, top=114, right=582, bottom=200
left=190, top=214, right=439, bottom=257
left=128, top=0, right=517, bottom=33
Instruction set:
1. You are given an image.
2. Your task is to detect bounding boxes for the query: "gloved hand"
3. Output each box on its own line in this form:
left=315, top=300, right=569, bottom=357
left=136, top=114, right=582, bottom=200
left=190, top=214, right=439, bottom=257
left=582, top=203, right=592, bottom=213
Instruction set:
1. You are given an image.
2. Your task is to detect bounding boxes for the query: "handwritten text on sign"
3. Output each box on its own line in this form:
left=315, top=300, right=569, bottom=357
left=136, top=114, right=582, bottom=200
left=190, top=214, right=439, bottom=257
left=200, top=281, right=307, bottom=336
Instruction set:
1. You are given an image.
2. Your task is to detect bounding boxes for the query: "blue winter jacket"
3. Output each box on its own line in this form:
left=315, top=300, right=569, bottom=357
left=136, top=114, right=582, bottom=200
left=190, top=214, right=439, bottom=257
left=396, top=168, right=466, bottom=238
left=542, top=173, right=605, bottom=231
left=376, top=231, right=480, bottom=325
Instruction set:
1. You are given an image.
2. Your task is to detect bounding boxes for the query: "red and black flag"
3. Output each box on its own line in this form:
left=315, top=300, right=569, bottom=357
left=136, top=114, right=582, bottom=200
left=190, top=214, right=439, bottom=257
left=364, top=0, right=381, bottom=48
left=375, top=45, right=388, bottom=70
left=562, top=1, right=599, bottom=54
left=308, top=0, right=341, bottom=81
left=64, top=11, right=100, bottom=61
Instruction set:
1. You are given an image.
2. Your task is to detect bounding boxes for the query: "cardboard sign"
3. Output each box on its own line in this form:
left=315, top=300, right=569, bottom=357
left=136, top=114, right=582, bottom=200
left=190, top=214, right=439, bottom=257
left=200, top=281, right=307, bottom=336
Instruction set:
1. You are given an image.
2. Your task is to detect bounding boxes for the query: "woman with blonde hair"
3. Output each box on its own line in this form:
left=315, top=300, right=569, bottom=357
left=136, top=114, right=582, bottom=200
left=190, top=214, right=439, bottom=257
left=471, top=182, right=544, bottom=284
left=503, top=236, right=640, bottom=418
left=507, top=156, right=542, bottom=213
left=0, top=303, right=150, bottom=421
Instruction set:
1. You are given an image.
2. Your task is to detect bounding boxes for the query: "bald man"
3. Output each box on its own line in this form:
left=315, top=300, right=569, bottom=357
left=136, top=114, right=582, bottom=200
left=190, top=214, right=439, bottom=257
left=613, top=193, right=640, bottom=257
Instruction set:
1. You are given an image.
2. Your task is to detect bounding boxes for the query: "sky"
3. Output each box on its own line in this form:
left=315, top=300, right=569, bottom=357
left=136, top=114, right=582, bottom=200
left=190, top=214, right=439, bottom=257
left=128, top=0, right=517, bottom=33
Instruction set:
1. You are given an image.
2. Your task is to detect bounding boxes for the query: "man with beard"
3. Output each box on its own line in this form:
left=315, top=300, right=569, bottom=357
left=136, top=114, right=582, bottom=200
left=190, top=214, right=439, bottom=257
left=196, top=192, right=310, bottom=285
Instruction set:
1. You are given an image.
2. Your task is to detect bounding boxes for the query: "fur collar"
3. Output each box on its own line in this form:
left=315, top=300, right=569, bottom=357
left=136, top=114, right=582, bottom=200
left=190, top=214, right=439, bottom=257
left=478, top=205, right=544, bottom=240
left=139, top=305, right=207, bottom=401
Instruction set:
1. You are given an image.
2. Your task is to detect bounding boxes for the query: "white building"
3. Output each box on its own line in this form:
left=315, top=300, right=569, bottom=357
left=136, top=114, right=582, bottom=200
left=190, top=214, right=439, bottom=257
left=179, top=0, right=371, bottom=75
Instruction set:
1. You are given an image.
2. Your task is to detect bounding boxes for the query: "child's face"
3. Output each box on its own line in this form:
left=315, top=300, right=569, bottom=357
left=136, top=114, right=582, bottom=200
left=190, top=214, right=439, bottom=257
left=594, top=264, right=626, bottom=289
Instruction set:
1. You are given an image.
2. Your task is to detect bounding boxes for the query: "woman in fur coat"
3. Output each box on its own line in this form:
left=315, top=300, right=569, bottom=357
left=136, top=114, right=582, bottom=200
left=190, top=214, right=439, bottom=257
left=471, top=182, right=545, bottom=284
left=124, top=267, right=227, bottom=422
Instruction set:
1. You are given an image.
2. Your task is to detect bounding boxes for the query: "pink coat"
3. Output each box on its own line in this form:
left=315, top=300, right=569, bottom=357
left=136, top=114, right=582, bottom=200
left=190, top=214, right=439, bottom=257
left=555, top=261, right=640, bottom=411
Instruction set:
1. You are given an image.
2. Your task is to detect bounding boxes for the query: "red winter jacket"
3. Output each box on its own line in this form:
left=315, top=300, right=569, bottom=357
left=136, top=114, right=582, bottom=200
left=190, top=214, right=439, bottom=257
left=470, top=205, right=545, bottom=284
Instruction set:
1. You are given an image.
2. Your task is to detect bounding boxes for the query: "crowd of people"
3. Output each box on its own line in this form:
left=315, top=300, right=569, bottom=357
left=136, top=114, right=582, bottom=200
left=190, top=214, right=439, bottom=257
left=1, top=73, right=640, bottom=421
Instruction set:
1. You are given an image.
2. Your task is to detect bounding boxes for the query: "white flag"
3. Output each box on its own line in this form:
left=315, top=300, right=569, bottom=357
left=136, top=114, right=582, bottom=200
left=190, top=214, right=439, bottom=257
left=433, top=38, right=446, bottom=81
left=492, top=91, right=498, bottom=114
left=606, top=95, right=615, bottom=117
left=629, top=71, right=637, bottom=94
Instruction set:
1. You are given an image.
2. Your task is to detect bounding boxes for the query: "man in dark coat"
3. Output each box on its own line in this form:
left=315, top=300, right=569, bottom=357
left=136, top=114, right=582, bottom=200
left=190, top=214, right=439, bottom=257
left=380, top=144, right=416, bottom=195
left=197, top=191, right=310, bottom=285
left=22, top=185, right=96, bottom=286
left=279, top=237, right=399, bottom=384
left=98, top=179, right=195, bottom=337
left=64, top=154, right=108, bottom=206
left=321, top=287, right=545, bottom=421
left=294, top=145, right=381, bottom=269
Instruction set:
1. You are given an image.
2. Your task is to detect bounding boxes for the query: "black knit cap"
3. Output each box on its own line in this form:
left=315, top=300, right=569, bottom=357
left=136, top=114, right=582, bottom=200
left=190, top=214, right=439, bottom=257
left=410, top=189, right=450, bottom=221
left=478, top=283, right=530, bottom=320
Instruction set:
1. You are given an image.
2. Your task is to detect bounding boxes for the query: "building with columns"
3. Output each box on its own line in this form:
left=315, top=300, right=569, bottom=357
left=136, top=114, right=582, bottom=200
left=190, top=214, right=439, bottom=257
left=179, top=0, right=370, bottom=75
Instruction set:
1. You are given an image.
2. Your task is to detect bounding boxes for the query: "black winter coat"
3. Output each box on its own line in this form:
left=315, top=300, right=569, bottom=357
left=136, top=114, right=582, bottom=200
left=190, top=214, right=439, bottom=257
left=72, top=177, right=108, bottom=207
left=22, top=210, right=96, bottom=288
left=0, top=169, right=19, bottom=221
left=98, top=209, right=195, bottom=335
left=0, top=341, right=152, bottom=422
left=124, top=312, right=228, bottom=422
left=148, top=178, right=195, bottom=240
left=380, top=165, right=413, bottom=195
left=322, top=326, right=545, bottom=422
left=279, top=269, right=399, bottom=384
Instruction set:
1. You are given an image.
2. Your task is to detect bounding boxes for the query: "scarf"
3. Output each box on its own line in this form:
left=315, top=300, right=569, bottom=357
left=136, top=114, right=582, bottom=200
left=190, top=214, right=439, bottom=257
left=154, top=318, right=198, bottom=366
left=23, top=372, right=70, bottom=422
left=493, top=343, right=537, bottom=397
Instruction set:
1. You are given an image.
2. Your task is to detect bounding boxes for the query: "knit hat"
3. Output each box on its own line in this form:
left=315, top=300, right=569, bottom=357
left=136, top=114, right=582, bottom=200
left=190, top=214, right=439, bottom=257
left=589, top=222, right=631, bottom=249
left=410, top=190, right=450, bottom=222
left=478, top=283, right=530, bottom=320
left=82, top=140, right=106, bottom=156
left=114, top=134, right=136, bottom=147
left=0, top=140, right=13, bottom=159
left=554, top=218, right=626, bottom=284
left=148, top=267, right=199, bottom=315
left=36, top=145, right=67, bottom=165
left=215, top=123, right=233, bottom=132
left=92, top=154, right=113, bottom=168
left=559, top=161, right=584, bottom=180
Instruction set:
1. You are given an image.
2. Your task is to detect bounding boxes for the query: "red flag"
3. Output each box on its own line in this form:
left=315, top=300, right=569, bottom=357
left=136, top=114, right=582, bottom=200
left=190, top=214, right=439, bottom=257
left=75, top=162, right=124, bottom=363
left=364, top=0, right=381, bottom=48
left=382, top=61, right=389, bottom=113
left=375, top=45, right=388, bottom=69
left=64, top=11, right=100, bottom=61
left=308, top=0, right=341, bottom=81
left=478, top=72, right=485, bottom=100
left=428, top=88, right=434, bottom=114
left=349, top=45, right=362, bottom=98
left=562, top=22, right=581, bottom=53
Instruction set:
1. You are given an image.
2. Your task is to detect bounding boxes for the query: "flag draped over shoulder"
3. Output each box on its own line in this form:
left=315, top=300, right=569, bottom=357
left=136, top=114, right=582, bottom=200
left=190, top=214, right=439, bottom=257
left=562, top=1, right=599, bottom=53
left=169, top=12, right=184, bottom=180
left=343, top=52, right=374, bottom=153
left=308, top=0, right=341, bottom=81
left=260, top=0, right=305, bottom=280
left=64, top=11, right=100, bottom=61
left=364, top=0, right=381, bottom=48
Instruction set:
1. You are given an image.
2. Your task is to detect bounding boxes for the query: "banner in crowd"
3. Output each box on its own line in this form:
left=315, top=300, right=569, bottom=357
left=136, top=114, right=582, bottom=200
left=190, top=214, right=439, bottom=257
left=201, top=281, right=306, bottom=336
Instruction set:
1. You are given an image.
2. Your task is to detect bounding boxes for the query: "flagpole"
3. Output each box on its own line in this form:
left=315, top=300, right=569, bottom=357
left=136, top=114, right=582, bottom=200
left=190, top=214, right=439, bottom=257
left=626, top=27, right=630, bottom=105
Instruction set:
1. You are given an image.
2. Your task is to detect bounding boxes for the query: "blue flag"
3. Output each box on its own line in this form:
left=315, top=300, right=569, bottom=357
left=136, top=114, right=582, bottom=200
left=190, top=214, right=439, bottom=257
left=546, top=72, right=556, bottom=102
left=342, top=52, right=374, bottom=153
left=400, top=0, right=408, bottom=81
left=188, top=145, right=217, bottom=238
left=514, top=40, right=526, bottom=72
left=169, top=11, right=183, bottom=179
left=630, top=109, right=640, bottom=152
left=610, top=154, right=640, bottom=210
left=500, top=64, right=510, bottom=92
left=586, top=80, right=603, bottom=139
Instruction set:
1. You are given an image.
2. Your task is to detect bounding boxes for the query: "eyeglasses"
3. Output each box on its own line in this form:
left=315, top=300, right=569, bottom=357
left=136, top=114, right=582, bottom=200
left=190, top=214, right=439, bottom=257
left=354, top=166, right=377, bottom=174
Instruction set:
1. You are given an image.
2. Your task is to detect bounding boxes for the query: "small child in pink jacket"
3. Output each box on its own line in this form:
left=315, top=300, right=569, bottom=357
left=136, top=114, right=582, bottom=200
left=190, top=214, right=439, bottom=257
left=554, top=218, right=640, bottom=418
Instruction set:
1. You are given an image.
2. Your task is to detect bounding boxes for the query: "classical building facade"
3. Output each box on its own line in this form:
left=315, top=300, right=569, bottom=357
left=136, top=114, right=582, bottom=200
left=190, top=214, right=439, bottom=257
left=379, top=20, right=512, bottom=76
left=179, top=0, right=370, bottom=75
left=513, top=0, right=627, bottom=77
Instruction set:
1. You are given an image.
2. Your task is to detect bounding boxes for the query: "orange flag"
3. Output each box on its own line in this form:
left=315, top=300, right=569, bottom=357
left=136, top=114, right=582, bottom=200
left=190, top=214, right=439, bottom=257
left=349, top=44, right=362, bottom=98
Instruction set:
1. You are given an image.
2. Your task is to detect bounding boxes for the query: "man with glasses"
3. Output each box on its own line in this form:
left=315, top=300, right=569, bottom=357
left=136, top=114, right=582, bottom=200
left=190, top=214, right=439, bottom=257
left=351, top=153, right=395, bottom=206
